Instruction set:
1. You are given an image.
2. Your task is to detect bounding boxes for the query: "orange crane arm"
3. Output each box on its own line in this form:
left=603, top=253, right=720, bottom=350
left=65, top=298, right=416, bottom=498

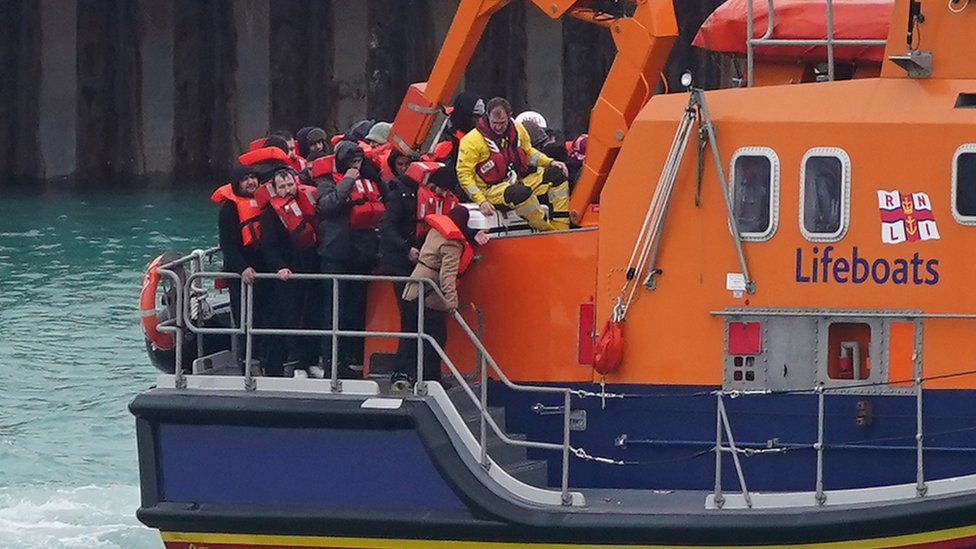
left=388, top=0, right=678, bottom=225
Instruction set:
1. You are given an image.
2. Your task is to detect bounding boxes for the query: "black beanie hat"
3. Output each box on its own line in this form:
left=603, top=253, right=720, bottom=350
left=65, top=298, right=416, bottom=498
left=334, top=140, right=364, bottom=172
left=348, top=120, right=375, bottom=142
left=263, top=136, right=290, bottom=155
left=428, top=165, right=458, bottom=191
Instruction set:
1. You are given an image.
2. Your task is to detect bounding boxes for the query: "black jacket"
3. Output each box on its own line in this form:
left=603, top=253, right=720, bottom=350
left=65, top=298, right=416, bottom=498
left=377, top=175, right=419, bottom=272
left=218, top=201, right=263, bottom=274
left=315, top=173, right=379, bottom=266
left=258, top=206, right=318, bottom=273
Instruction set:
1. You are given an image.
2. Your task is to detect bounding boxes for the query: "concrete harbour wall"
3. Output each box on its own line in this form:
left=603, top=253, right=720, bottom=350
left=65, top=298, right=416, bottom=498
left=1, top=0, right=730, bottom=189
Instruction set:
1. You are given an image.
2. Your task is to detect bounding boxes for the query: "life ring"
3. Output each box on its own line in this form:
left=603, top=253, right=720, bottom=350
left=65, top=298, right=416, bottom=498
left=141, top=254, right=175, bottom=351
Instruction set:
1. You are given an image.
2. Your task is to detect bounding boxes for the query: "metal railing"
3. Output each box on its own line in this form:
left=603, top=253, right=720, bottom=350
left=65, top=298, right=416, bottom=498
left=745, top=0, right=888, bottom=86
left=147, top=249, right=579, bottom=506
left=711, top=371, right=932, bottom=509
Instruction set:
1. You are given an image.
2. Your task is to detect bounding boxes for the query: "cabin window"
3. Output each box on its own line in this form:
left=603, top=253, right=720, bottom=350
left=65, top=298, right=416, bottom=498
left=800, top=148, right=850, bottom=241
left=952, top=144, right=976, bottom=224
left=827, top=322, right=871, bottom=381
left=730, top=147, right=779, bottom=241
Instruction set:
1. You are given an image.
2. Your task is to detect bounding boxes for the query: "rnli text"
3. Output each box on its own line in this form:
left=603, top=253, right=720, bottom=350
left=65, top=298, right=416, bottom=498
left=794, top=246, right=939, bottom=285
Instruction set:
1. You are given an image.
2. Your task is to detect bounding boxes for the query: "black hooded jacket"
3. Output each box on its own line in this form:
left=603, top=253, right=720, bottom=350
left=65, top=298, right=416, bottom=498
left=315, top=141, right=379, bottom=265
left=218, top=163, right=263, bottom=274
left=377, top=174, right=419, bottom=272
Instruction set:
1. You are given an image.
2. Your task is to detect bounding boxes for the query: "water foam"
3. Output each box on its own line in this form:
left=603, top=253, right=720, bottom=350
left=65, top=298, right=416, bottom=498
left=0, top=485, right=161, bottom=549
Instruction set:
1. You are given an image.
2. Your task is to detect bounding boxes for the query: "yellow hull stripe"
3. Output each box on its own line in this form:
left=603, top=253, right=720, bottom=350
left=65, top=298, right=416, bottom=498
left=162, top=523, right=976, bottom=548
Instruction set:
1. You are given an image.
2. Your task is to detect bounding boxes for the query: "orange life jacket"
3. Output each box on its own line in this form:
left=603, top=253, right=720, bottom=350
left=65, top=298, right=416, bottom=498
left=210, top=184, right=263, bottom=247
left=426, top=128, right=468, bottom=162
left=238, top=146, right=291, bottom=167
left=269, top=185, right=318, bottom=250
left=474, top=118, right=528, bottom=185
left=416, top=185, right=459, bottom=239
left=424, top=214, right=473, bottom=275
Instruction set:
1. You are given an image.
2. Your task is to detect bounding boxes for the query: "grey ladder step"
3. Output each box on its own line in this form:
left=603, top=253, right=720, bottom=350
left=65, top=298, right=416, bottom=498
left=505, top=459, right=549, bottom=487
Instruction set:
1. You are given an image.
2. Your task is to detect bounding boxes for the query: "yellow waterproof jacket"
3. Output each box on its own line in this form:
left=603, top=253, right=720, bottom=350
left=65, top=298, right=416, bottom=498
left=456, top=122, right=553, bottom=204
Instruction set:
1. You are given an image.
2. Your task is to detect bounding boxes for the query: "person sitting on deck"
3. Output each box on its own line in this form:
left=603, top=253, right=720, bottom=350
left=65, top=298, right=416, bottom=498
left=396, top=206, right=489, bottom=391
left=456, top=97, right=570, bottom=231
left=258, top=167, right=323, bottom=378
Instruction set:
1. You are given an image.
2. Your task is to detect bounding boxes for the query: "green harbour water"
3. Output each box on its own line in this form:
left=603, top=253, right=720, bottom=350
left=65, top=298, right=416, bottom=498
left=0, top=189, right=216, bottom=548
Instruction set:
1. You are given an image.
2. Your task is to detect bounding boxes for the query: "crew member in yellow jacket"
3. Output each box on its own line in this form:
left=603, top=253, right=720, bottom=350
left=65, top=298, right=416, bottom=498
left=456, top=97, right=570, bottom=231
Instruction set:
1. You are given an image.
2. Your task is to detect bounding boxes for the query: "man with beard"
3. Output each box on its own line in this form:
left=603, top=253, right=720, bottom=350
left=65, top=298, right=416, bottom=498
left=456, top=97, right=570, bottom=231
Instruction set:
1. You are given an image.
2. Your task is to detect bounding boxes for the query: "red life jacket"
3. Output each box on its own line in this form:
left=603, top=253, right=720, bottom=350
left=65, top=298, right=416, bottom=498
left=210, top=184, right=263, bottom=247
left=424, top=214, right=473, bottom=275
left=474, top=118, right=529, bottom=185
left=426, top=129, right=467, bottom=162
left=288, top=155, right=307, bottom=174
left=416, top=185, right=459, bottom=239
left=247, top=138, right=265, bottom=152
left=344, top=174, right=385, bottom=230
left=368, top=143, right=394, bottom=181
left=269, top=185, right=318, bottom=250
left=238, top=146, right=291, bottom=167
left=311, top=155, right=336, bottom=179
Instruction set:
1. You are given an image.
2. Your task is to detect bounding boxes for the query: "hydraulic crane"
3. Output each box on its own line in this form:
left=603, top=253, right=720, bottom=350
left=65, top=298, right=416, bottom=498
left=388, top=0, right=678, bottom=225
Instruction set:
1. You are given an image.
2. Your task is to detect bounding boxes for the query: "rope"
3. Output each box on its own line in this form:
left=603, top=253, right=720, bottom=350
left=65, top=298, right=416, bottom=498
left=949, top=0, right=970, bottom=14
left=567, top=368, right=976, bottom=403
left=572, top=446, right=712, bottom=467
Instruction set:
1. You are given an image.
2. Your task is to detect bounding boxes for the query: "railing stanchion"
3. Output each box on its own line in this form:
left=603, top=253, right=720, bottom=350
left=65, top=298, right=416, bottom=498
left=826, top=0, right=836, bottom=81
left=561, top=391, right=572, bottom=506
left=244, top=282, right=255, bottom=391
left=330, top=278, right=341, bottom=392
left=172, top=270, right=186, bottom=390
left=480, top=352, right=489, bottom=468
left=815, top=383, right=826, bottom=505
left=193, top=251, right=205, bottom=361
left=916, top=373, right=927, bottom=497
left=713, top=393, right=725, bottom=509
left=718, top=394, right=752, bottom=508
left=416, top=284, right=426, bottom=395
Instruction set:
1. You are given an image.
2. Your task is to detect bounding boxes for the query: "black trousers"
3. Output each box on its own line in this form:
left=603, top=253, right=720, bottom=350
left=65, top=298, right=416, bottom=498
left=396, top=299, right=446, bottom=382
left=380, top=264, right=414, bottom=371
left=321, top=258, right=371, bottom=367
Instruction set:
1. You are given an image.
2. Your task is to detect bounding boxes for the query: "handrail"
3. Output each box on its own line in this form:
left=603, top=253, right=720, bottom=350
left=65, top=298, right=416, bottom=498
left=173, top=267, right=578, bottom=506
left=712, top=364, right=933, bottom=509
left=745, top=0, right=888, bottom=86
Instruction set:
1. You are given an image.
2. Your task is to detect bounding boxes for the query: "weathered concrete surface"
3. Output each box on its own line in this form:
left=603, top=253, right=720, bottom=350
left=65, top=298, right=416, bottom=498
left=40, top=0, right=78, bottom=181
left=139, top=0, right=174, bottom=182
left=0, top=0, right=42, bottom=189
left=270, top=0, right=334, bottom=135
left=172, top=0, right=237, bottom=181
left=366, top=0, right=435, bottom=123
left=525, top=7, right=564, bottom=130
left=235, top=0, right=271, bottom=151
left=332, top=1, right=368, bottom=133
left=76, top=0, right=143, bottom=186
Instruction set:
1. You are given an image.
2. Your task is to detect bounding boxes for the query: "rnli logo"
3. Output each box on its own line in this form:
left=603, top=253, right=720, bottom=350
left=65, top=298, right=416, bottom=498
left=877, top=190, right=940, bottom=244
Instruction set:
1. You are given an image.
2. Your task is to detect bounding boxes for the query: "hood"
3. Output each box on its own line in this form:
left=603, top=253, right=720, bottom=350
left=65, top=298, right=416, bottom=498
left=449, top=91, right=483, bottom=133
left=334, top=141, right=364, bottom=173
